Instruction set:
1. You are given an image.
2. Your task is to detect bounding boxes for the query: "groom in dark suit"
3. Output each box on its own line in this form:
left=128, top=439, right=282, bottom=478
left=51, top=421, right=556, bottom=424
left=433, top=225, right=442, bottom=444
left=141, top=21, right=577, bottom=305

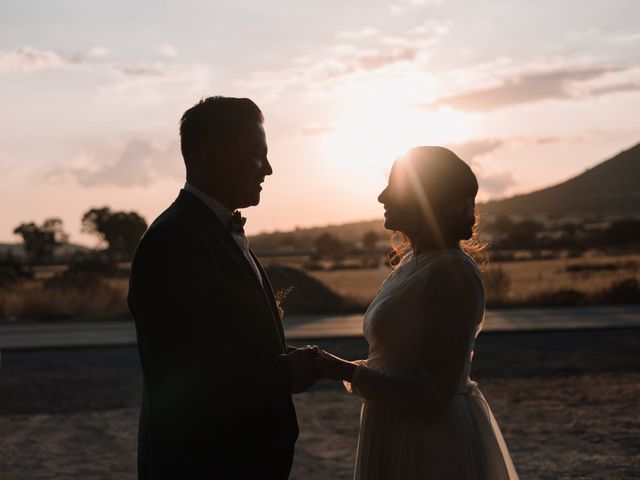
left=128, top=96, right=319, bottom=479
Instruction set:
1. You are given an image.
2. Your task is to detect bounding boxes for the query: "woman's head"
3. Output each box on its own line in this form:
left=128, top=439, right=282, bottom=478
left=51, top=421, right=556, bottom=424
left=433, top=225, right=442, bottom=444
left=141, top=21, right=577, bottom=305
left=378, top=146, right=479, bottom=246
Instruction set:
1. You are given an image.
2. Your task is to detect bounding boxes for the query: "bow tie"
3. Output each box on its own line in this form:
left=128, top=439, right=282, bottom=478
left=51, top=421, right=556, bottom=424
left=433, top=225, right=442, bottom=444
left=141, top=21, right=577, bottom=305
left=230, top=211, right=247, bottom=235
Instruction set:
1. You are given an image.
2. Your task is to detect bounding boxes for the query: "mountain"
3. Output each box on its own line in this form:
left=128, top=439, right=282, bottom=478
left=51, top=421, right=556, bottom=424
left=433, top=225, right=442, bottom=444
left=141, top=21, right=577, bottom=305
left=479, top=142, right=640, bottom=217
left=251, top=143, right=640, bottom=247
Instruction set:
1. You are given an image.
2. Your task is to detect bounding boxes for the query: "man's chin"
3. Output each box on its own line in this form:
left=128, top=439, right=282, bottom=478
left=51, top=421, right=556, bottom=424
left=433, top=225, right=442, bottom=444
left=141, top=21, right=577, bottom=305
left=238, top=193, right=261, bottom=209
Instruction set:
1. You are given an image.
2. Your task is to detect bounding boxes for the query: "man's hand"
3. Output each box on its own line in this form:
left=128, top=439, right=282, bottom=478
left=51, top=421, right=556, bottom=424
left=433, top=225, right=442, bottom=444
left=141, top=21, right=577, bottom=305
left=314, top=350, right=357, bottom=382
left=287, top=346, right=321, bottom=394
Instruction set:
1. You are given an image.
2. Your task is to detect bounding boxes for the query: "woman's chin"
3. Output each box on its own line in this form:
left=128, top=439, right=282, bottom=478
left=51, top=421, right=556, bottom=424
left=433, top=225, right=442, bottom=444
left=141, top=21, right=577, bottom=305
left=383, top=217, right=398, bottom=231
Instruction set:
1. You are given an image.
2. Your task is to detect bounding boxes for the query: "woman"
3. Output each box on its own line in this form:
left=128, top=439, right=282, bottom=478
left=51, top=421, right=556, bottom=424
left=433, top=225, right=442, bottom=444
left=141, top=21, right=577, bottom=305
left=315, top=147, right=519, bottom=479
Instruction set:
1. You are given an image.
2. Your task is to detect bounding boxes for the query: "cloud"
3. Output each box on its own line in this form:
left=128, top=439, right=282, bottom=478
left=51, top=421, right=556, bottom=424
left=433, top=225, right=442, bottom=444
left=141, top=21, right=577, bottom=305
left=390, top=0, right=444, bottom=14
left=407, top=0, right=444, bottom=5
left=447, top=139, right=504, bottom=163
left=239, top=45, right=421, bottom=97
left=442, top=138, right=514, bottom=196
left=48, top=139, right=183, bottom=187
left=346, top=46, right=420, bottom=72
left=291, top=43, right=422, bottom=81
left=108, top=62, right=165, bottom=77
left=478, top=171, right=515, bottom=197
left=0, top=46, right=109, bottom=72
left=337, top=27, right=378, bottom=40
left=99, top=63, right=208, bottom=99
left=239, top=20, right=449, bottom=95
left=426, top=65, right=640, bottom=112
left=0, top=46, right=67, bottom=71
left=612, top=32, right=640, bottom=43
left=444, top=131, right=624, bottom=198
left=88, top=46, right=110, bottom=58
left=299, top=124, right=335, bottom=136
left=0, top=46, right=208, bottom=99
left=159, top=44, right=177, bottom=57
left=572, top=66, right=640, bottom=97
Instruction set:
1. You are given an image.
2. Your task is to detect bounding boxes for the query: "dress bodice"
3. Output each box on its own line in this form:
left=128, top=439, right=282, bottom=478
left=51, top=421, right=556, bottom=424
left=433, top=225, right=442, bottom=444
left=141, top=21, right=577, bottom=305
left=359, top=249, right=484, bottom=397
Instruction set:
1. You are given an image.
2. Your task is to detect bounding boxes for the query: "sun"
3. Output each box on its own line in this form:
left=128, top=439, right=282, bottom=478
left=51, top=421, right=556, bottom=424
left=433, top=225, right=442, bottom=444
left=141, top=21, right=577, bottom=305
left=323, top=101, right=473, bottom=176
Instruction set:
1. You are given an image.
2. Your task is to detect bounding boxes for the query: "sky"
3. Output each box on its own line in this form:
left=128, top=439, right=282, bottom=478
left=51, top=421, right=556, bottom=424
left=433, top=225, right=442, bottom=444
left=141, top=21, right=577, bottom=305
left=1, top=0, right=639, bottom=245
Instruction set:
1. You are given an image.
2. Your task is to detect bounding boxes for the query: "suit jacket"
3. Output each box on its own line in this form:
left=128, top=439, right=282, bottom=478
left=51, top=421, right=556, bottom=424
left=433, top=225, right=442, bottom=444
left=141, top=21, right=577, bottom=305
left=128, top=189, right=298, bottom=479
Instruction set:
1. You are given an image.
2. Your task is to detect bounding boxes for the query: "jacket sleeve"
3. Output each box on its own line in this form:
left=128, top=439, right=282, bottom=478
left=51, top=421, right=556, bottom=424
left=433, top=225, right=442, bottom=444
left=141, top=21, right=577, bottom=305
left=128, top=225, right=292, bottom=406
left=346, top=258, right=484, bottom=414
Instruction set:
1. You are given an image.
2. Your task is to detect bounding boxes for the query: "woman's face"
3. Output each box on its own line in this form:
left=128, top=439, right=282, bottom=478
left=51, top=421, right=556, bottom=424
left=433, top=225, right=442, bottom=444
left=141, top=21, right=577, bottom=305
left=378, top=162, right=422, bottom=234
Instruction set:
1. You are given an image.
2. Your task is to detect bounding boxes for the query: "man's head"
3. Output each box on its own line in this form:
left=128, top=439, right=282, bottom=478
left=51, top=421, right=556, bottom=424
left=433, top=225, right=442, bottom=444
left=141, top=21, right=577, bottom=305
left=180, top=96, right=272, bottom=210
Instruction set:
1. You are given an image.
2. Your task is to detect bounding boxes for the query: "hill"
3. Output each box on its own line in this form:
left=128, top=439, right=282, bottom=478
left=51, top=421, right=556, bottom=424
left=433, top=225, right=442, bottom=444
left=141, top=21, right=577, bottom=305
left=479, top=142, right=640, bottom=217
left=0, top=243, right=92, bottom=261
left=249, top=142, right=640, bottom=249
left=249, top=219, right=388, bottom=252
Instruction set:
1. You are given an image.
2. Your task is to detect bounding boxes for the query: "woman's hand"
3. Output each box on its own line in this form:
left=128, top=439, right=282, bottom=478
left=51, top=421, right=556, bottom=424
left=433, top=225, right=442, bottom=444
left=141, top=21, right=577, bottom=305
left=314, top=350, right=358, bottom=382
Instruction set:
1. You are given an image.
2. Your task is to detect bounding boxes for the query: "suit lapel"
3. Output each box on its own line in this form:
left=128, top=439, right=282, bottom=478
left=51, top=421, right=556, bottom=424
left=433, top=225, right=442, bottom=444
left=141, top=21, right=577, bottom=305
left=177, top=190, right=261, bottom=292
left=250, top=250, right=287, bottom=345
left=176, top=190, right=285, bottom=350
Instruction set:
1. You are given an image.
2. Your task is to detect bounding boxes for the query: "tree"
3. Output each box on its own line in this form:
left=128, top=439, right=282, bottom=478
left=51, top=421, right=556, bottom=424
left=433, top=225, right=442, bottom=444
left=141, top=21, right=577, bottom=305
left=82, top=207, right=147, bottom=259
left=360, top=230, right=382, bottom=267
left=490, top=215, right=514, bottom=235
left=504, top=219, right=545, bottom=248
left=362, top=231, right=379, bottom=251
left=13, top=218, right=69, bottom=264
left=604, top=218, right=640, bottom=245
left=313, top=232, right=344, bottom=261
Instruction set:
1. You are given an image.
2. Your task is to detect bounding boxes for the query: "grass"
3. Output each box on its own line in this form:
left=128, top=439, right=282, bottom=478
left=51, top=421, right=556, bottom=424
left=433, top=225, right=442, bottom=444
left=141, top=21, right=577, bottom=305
left=308, top=268, right=390, bottom=306
left=0, top=277, right=129, bottom=322
left=289, top=253, right=640, bottom=309
left=1, top=253, right=639, bottom=322
left=491, top=253, right=639, bottom=301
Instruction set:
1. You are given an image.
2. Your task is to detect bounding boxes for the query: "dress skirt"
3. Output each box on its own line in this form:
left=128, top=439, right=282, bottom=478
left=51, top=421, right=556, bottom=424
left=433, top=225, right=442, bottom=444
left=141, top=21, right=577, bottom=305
left=354, top=383, right=519, bottom=480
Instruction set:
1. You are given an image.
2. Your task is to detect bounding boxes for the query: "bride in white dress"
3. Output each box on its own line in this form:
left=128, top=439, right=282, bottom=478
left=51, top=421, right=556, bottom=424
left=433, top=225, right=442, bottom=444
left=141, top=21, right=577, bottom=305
left=315, top=146, right=519, bottom=479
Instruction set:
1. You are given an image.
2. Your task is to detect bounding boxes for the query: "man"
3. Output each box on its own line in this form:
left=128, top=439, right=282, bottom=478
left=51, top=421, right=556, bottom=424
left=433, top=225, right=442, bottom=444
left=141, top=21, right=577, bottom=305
left=128, top=96, right=319, bottom=479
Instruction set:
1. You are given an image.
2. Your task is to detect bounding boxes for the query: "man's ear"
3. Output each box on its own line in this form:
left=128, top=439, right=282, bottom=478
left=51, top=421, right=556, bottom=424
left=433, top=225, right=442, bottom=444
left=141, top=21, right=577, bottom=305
left=199, top=141, right=220, bottom=167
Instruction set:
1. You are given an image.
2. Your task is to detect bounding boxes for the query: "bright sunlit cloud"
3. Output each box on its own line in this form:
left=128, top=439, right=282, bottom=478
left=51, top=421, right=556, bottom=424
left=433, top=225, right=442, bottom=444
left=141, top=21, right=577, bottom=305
left=325, top=105, right=473, bottom=175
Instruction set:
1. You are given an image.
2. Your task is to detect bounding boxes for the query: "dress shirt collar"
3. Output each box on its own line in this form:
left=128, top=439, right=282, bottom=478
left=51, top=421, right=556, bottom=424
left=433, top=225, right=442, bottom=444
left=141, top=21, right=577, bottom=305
left=183, top=182, right=235, bottom=229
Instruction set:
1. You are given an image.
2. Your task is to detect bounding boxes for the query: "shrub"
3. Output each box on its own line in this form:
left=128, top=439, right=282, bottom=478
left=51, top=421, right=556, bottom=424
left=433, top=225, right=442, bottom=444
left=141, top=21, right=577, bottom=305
left=600, top=278, right=640, bottom=304
left=525, top=289, right=589, bottom=307
left=483, top=267, right=511, bottom=306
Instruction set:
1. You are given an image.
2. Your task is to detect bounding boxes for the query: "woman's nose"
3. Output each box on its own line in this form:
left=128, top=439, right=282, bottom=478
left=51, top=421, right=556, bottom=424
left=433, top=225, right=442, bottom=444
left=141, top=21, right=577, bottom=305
left=378, top=186, right=388, bottom=204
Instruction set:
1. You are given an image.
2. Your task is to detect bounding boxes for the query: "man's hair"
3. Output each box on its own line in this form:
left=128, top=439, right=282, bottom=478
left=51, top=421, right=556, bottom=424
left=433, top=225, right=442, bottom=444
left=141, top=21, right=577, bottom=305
left=179, top=96, right=264, bottom=167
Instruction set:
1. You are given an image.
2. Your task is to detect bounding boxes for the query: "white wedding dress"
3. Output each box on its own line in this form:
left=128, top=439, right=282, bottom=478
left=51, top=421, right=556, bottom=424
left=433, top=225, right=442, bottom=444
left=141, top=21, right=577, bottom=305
left=345, top=249, right=519, bottom=479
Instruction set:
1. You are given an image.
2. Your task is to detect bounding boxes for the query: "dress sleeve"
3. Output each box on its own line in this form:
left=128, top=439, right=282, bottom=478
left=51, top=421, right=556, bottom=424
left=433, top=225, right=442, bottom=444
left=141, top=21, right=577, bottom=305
left=342, top=359, right=368, bottom=394
left=347, top=257, right=484, bottom=414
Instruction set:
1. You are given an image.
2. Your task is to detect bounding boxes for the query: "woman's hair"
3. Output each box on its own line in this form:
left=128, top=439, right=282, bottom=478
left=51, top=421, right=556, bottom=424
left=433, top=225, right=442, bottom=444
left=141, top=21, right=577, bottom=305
left=387, top=146, right=487, bottom=267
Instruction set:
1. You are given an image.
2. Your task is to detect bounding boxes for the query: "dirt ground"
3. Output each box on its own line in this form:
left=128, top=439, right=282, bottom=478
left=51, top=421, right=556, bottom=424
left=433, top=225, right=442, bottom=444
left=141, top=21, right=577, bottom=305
left=1, top=329, right=639, bottom=479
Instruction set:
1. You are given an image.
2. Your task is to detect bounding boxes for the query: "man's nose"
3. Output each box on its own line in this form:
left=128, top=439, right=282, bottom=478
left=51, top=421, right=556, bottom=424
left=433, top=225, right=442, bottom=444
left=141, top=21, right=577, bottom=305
left=263, top=157, right=273, bottom=176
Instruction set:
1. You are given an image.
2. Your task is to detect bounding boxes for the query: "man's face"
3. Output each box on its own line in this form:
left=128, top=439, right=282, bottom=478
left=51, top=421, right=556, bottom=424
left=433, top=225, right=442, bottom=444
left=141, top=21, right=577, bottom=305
left=221, top=122, right=272, bottom=209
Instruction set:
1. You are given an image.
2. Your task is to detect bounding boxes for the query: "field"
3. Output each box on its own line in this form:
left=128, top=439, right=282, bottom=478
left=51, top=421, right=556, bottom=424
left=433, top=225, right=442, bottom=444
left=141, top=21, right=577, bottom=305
left=492, top=253, right=640, bottom=300
left=1, top=253, right=639, bottom=322
left=305, top=253, right=640, bottom=307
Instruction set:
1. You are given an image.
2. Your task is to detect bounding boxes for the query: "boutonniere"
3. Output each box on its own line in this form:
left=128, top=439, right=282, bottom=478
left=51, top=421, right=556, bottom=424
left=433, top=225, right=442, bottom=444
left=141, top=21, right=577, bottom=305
left=274, top=285, right=294, bottom=319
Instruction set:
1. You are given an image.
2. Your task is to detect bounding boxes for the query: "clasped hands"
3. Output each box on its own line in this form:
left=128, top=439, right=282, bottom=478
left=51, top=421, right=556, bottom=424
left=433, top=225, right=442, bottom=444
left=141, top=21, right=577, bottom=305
left=287, top=346, right=358, bottom=394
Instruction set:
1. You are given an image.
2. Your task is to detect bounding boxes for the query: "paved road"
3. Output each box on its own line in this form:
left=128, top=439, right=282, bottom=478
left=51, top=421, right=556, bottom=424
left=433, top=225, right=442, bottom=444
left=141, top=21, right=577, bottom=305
left=1, top=305, right=639, bottom=350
